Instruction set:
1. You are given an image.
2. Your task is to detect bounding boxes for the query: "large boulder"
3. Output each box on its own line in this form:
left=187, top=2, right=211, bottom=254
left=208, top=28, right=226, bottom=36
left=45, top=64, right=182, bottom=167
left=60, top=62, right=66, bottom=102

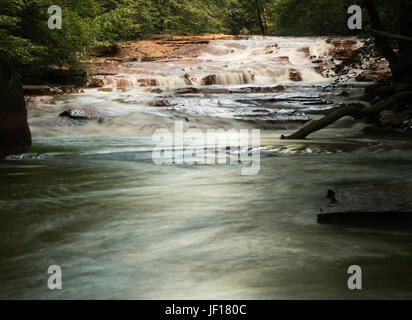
left=0, top=61, right=32, bottom=158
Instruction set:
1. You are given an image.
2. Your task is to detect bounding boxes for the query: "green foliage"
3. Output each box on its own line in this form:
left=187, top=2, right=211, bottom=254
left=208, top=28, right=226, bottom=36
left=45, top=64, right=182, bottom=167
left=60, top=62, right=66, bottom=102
left=1, top=0, right=410, bottom=76
left=271, top=0, right=355, bottom=36
left=0, top=0, right=94, bottom=67
left=93, top=5, right=142, bottom=42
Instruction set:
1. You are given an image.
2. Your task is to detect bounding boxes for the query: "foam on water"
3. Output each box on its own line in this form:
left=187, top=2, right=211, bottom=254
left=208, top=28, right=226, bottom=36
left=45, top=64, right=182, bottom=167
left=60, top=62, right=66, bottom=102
left=95, top=36, right=360, bottom=88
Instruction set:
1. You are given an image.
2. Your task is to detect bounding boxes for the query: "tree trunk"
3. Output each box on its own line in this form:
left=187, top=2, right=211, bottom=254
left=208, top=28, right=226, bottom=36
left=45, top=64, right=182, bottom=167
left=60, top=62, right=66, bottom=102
left=364, top=0, right=412, bottom=84
left=255, top=0, right=266, bottom=36
left=0, top=60, right=32, bottom=158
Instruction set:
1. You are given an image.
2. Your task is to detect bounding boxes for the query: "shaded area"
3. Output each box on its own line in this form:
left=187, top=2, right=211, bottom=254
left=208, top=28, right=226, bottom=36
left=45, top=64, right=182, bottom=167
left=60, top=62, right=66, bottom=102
left=0, top=61, right=31, bottom=158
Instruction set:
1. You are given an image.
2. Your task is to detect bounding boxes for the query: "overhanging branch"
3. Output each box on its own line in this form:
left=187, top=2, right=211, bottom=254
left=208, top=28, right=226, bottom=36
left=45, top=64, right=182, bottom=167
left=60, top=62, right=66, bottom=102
left=281, top=91, right=412, bottom=140
left=371, top=29, right=412, bottom=43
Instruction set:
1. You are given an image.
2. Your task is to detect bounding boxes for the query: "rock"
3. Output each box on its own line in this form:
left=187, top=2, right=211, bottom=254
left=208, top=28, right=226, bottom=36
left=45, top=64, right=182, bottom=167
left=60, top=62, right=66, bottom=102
left=116, top=79, right=132, bottom=87
left=363, top=125, right=396, bottom=134
left=402, top=119, right=412, bottom=131
left=176, top=87, right=201, bottom=94
left=247, top=85, right=286, bottom=93
left=272, top=56, right=290, bottom=64
left=318, top=185, right=412, bottom=225
left=23, top=84, right=83, bottom=96
left=175, top=85, right=286, bottom=95
left=201, top=74, right=216, bottom=86
left=61, top=85, right=84, bottom=94
left=298, top=47, right=310, bottom=56
left=233, top=110, right=310, bottom=129
left=59, top=109, right=104, bottom=122
left=91, top=44, right=121, bottom=57
left=313, top=65, right=324, bottom=76
left=151, top=100, right=171, bottom=107
left=20, top=67, right=87, bottom=87
left=25, top=96, right=55, bottom=107
left=137, top=79, right=157, bottom=87
left=302, top=99, right=334, bottom=106
left=23, top=85, right=54, bottom=96
left=380, top=108, right=412, bottom=127
left=356, top=59, right=392, bottom=82
left=183, top=73, right=193, bottom=85
left=87, top=78, right=105, bottom=88
left=0, top=61, right=32, bottom=158
left=289, top=70, right=303, bottom=82
left=329, top=48, right=354, bottom=60
left=151, top=88, right=164, bottom=94
left=327, top=39, right=359, bottom=60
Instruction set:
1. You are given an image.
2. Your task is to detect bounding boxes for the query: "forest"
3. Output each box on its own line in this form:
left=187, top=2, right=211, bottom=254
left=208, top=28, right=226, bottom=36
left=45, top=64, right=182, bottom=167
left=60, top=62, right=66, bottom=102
left=0, top=0, right=407, bottom=68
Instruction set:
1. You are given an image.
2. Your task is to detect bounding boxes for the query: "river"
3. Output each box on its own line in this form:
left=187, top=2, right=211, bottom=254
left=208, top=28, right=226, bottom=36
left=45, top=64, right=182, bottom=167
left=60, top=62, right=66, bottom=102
left=1, top=37, right=412, bottom=299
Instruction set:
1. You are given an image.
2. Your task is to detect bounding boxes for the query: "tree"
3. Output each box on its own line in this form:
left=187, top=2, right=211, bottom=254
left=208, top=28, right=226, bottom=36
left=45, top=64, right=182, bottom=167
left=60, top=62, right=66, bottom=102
left=282, top=0, right=412, bottom=140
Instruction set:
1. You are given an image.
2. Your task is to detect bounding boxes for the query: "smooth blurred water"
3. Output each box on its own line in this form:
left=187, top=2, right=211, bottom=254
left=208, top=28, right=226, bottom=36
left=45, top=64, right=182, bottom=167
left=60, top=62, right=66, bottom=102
left=1, top=129, right=412, bottom=300
left=1, top=35, right=410, bottom=299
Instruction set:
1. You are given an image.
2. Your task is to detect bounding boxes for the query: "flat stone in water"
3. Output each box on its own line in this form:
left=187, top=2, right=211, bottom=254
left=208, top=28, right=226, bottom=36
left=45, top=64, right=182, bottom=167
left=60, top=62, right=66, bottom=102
left=318, top=185, right=412, bottom=225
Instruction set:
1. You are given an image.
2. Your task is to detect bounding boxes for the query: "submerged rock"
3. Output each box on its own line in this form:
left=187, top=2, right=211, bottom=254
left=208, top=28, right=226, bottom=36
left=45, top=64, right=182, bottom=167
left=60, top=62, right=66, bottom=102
left=233, top=110, right=310, bottom=129
left=318, top=185, right=412, bottom=225
left=175, top=85, right=286, bottom=95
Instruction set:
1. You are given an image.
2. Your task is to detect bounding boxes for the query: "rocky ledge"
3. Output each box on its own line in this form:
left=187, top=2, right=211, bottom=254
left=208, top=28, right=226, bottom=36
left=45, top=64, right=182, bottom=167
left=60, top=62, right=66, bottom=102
left=318, top=185, right=412, bottom=225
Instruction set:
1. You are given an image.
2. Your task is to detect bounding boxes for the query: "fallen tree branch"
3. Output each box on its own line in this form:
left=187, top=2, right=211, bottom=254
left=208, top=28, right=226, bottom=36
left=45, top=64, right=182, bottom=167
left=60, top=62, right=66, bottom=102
left=281, top=91, right=412, bottom=140
left=370, top=29, right=412, bottom=43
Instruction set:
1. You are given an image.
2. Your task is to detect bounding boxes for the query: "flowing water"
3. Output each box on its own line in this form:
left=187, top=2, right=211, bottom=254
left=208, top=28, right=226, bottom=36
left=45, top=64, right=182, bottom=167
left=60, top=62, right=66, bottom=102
left=1, top=37, right=412, bottom=300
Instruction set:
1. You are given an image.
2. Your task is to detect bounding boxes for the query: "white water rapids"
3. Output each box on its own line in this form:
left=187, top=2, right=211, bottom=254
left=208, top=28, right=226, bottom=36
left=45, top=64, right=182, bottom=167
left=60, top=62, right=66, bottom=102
left=26, top=36, right=368, bottom=138
left=95, top=36, right=360, bottom=88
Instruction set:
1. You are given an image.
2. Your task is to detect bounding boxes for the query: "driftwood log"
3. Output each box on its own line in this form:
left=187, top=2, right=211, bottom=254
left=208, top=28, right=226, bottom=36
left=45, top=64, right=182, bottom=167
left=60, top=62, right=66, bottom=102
left=281, top=91, right=412, bottom=140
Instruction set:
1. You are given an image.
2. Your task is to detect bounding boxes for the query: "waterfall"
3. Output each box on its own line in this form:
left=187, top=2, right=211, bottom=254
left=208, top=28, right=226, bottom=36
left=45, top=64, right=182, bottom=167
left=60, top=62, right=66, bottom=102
left=93, top=36, right=361, bottom=88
